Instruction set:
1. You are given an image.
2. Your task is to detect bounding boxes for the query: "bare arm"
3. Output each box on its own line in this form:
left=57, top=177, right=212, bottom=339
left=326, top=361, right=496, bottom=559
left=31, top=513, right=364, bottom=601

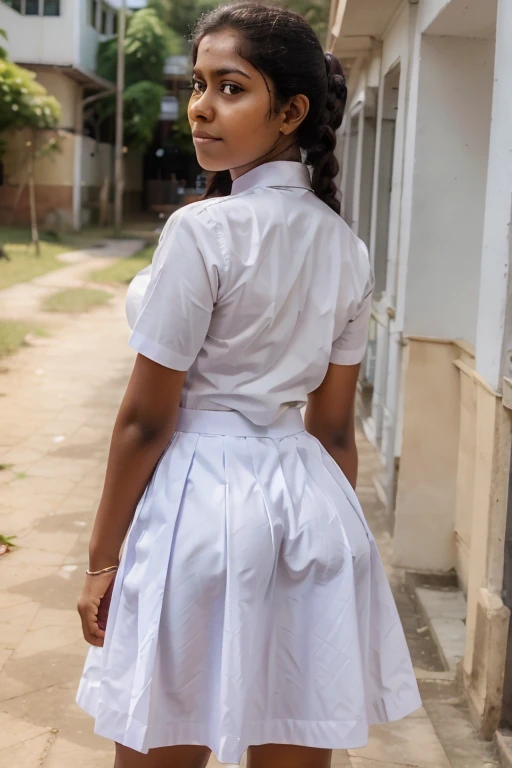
left=88, top=354, right=185, bottom=569
left=304, top=363, right=360, bottom=488
left=78, top=354, right=185, bottom=645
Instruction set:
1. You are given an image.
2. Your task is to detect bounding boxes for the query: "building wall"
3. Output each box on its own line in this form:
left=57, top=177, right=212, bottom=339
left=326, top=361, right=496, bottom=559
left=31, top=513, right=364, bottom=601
left=80, top=139, right=143, bottom=193
left=403, top=35, right=494, bottom=346
left=27, top=70, right=81, bottom=131
left=0, top=0, right=108, bottom=73
left=0, top=1, right=76, bottom=65
left=0, top=129, right=143, bottom=227
left=393, top=339, right=460, bottom=571
left=336, top=0, right=510, bottom=740
left=80, top=0, right=101, bottom=73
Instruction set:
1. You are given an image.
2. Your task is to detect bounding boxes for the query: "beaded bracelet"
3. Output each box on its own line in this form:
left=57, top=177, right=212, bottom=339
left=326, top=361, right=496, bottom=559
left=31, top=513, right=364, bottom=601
left=86, top=565, right=119, bottom=577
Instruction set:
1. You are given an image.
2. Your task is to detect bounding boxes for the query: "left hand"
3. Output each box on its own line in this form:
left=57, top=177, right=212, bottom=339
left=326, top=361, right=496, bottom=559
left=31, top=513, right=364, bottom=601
left=77, top=571, right=116, bottom=647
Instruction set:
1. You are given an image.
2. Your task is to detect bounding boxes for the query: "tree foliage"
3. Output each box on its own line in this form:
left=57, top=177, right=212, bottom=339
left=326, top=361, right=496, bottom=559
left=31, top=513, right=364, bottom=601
left=97, top=8, right=172, bottom=84
left=0, top=30, right=60, bottom=137
left=0, top=29, right=61, bottom=251
left=147, top=0, right=217, bottom=41
left=148, top=0, right=330, bottom=46
left=276, top=0, right=330, bottom=44
left=96, top=7, right=171, bottom=149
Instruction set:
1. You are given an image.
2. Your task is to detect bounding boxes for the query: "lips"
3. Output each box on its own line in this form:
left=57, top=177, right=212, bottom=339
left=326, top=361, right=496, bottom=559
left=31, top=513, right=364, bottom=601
left=192, top=130, right=222, bottom=144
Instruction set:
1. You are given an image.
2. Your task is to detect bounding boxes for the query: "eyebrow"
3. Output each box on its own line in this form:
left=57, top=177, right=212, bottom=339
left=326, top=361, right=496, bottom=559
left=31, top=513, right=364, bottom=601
left=194, top=67, right=252, bottom=80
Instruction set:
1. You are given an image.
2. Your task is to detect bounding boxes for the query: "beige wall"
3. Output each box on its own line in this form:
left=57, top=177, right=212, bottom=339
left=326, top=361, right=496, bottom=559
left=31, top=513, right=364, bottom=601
left=463, top=383, right=511, bottom=736
left=3, top=129, right=75, bottom=187
left=4, top=131, right=143, bottom=191
left=1, top=129, right=143, bottom=227
left=454, top=345, right=477, bottom=591
left=393, top=338, right=460, bottom=572
left=29, top=70, right=82, bottom=131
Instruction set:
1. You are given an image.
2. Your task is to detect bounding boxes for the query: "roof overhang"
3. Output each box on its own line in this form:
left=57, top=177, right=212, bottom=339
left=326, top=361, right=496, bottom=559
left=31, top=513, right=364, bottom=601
left=328, top=0, right=403, bottom=76
left=104, top=0, right=147, bottom=9
left=19, top=64, right=115, bottom=91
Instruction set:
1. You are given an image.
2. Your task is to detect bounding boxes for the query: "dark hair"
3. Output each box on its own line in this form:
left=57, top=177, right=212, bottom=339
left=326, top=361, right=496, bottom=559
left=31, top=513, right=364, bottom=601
left=191, top=3, right=347, bottom=215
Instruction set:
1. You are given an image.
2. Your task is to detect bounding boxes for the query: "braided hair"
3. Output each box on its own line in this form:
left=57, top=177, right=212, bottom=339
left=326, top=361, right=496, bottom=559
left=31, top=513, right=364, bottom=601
left=191, top=3, right=347, bottom=215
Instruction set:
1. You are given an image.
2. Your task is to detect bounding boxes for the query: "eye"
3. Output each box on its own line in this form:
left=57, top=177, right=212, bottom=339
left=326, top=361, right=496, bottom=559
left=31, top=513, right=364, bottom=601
left=220, top=83, right=244, bottom=96
left=191, top=78, right=206, bottom=94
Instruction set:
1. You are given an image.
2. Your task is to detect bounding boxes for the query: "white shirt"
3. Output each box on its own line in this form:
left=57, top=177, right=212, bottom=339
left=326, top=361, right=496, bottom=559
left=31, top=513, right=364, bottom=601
left=127, top=161, right=373, bottom=426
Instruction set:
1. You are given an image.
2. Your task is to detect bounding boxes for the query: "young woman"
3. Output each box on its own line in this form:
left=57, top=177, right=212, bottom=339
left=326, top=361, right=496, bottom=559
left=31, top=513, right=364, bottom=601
left=77, top=5, right=421, bottom=767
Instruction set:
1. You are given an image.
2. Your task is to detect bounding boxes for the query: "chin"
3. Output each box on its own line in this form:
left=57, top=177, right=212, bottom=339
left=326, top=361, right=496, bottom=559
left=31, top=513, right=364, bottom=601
left=195, top=154, right=230, bottom=173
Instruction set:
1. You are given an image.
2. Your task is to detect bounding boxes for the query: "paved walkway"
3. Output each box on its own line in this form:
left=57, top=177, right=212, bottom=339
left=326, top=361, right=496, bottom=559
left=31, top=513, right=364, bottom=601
left=0, top=250, right=498, bottom=767
left=0, top=239, right=144, bottom=320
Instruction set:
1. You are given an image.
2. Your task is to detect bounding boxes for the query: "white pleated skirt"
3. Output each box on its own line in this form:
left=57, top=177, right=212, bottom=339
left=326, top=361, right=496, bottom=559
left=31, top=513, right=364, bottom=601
left=77, top=408, right=421, bottom=764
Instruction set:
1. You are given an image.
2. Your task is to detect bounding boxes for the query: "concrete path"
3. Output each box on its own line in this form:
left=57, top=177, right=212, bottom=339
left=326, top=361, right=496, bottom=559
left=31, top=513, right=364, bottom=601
left=0, top=250, right=498, bottom=767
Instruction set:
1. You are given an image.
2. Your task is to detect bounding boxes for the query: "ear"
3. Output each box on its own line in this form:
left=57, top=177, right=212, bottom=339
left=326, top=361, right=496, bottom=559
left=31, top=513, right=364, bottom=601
left=280, top=94, right=310, bottom=135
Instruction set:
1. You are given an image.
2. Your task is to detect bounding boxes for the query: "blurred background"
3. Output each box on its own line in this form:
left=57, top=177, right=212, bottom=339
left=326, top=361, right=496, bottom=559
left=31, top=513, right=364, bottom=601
left=0, top=0, right=329, bottom=232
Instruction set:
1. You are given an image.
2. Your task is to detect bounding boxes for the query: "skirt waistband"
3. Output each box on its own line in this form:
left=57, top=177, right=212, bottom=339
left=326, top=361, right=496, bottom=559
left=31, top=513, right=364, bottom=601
left=175, top=407, right=305, bottom=438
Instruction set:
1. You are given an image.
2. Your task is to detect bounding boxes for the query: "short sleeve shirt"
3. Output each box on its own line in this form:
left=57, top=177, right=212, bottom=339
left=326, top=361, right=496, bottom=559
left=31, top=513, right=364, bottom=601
left=127, top=161, right=374, bottom=426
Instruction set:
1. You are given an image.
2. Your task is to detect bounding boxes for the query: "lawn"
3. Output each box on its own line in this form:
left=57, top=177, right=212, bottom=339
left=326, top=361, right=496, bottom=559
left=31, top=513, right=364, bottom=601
left=91, top=244, right=155, bottom=285
left=0, top=226, right=158, bottom=291
left=0, top=229, right=75, bottom=291
left=43, top=287, right=113, bottom=313
left=0, top=319, right=45, bottom=357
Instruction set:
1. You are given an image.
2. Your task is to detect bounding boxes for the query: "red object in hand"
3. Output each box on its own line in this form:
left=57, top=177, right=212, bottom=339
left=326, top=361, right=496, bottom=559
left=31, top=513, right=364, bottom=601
left=97, top=578, right=115, bottom=632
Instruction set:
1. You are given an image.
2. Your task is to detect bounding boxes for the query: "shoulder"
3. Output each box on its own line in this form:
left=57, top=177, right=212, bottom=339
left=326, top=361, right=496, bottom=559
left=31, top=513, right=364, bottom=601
left=157, top=199, right=229, bottom=269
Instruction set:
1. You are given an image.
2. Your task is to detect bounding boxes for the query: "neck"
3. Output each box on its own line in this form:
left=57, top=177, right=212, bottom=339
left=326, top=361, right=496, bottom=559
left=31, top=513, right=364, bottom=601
left=229, top=142, right=301, bottom=182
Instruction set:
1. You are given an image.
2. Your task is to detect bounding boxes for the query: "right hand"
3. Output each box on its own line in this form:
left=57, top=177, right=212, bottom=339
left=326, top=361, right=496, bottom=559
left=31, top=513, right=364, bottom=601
left=77, top=571, right=116, bottom=647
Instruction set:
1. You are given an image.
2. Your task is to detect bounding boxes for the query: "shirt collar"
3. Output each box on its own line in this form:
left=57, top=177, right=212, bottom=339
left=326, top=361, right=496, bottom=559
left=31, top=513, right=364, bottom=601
left=231, top=161, right=312, bottom=196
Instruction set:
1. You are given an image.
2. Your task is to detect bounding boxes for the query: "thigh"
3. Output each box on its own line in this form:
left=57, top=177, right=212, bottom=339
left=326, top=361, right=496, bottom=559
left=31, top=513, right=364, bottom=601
left=247, top=744, right=332, bottom=768
left=115, top=743, right=211, bottom=768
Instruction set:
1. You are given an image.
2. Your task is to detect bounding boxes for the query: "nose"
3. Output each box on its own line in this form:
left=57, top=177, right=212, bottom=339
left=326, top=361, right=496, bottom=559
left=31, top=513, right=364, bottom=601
left=188, top=91, right=214, bottom=123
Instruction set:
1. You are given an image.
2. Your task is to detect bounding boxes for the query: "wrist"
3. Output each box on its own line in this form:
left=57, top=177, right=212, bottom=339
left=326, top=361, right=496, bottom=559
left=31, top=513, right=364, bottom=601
left=88, top=545, right=120, bottom=572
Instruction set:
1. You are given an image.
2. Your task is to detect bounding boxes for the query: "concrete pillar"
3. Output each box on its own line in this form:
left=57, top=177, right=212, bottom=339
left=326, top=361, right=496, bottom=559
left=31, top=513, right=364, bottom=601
left=475, top=0, right=512, bottom=390
left=464, top=0, right=512, bottom=737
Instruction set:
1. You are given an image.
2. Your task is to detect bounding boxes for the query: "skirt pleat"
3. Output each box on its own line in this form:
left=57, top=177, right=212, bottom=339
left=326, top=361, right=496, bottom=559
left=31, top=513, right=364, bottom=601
left=77, top=409, right=421, bottom=764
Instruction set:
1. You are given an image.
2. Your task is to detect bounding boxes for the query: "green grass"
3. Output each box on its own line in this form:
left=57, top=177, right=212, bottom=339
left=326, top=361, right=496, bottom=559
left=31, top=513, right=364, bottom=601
left=91, top=244, right=154, bottom=285
left=0, top=226, right=158, bottom=291
left=0, top=229, right=74, bottom=291
left=0, top=319, right=45, bottom=357
left=43, top=287, right=113, bottom=314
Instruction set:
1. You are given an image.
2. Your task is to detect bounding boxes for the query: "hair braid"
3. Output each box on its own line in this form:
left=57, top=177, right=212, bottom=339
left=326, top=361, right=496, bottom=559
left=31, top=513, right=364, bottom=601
left=303, top=53, right=347, bottom=215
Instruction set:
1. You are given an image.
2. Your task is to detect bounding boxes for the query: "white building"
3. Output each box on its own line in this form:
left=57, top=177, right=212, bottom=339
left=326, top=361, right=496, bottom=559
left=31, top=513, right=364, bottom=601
left=0, top=0, right=143, bottom=228
left=329, top=0, right=512, bottom=746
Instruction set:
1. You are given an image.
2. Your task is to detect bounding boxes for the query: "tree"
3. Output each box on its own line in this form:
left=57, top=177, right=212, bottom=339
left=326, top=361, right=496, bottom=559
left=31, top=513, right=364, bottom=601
left=149, top=0, right=330, bottom=46
left=275, top=0, right=331, bottom=43
left=96, top=7, right=175, bottom=149
left=0, top=29, right=61, bottom=254
left=0, top=35, right=60, bottom=135
left=147, top=0, right=217, bottom=41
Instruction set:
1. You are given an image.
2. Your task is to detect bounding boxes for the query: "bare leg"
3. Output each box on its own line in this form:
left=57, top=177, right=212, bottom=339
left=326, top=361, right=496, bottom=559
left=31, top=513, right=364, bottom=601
left=247, top=744, right=332, bottom=768
left=114, top=744, right=211, bottom=768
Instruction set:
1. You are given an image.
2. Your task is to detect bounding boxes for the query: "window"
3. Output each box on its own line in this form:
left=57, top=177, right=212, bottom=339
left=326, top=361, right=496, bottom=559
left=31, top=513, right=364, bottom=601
left=3, top=0, right=22, bottom=11
left=7, top=0, right=61, bottom=15
left=113, top=12, right=117, bottom=35
left=101, top=8, right=107, bottom=33
left=43, top=0, right=59, bottom=15
left=90, top=0, right=97, bottom=27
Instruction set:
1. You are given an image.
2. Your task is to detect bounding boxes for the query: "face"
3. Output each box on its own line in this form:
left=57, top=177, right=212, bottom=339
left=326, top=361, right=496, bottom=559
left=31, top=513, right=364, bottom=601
left=188, top=30, right=309, bottom=179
